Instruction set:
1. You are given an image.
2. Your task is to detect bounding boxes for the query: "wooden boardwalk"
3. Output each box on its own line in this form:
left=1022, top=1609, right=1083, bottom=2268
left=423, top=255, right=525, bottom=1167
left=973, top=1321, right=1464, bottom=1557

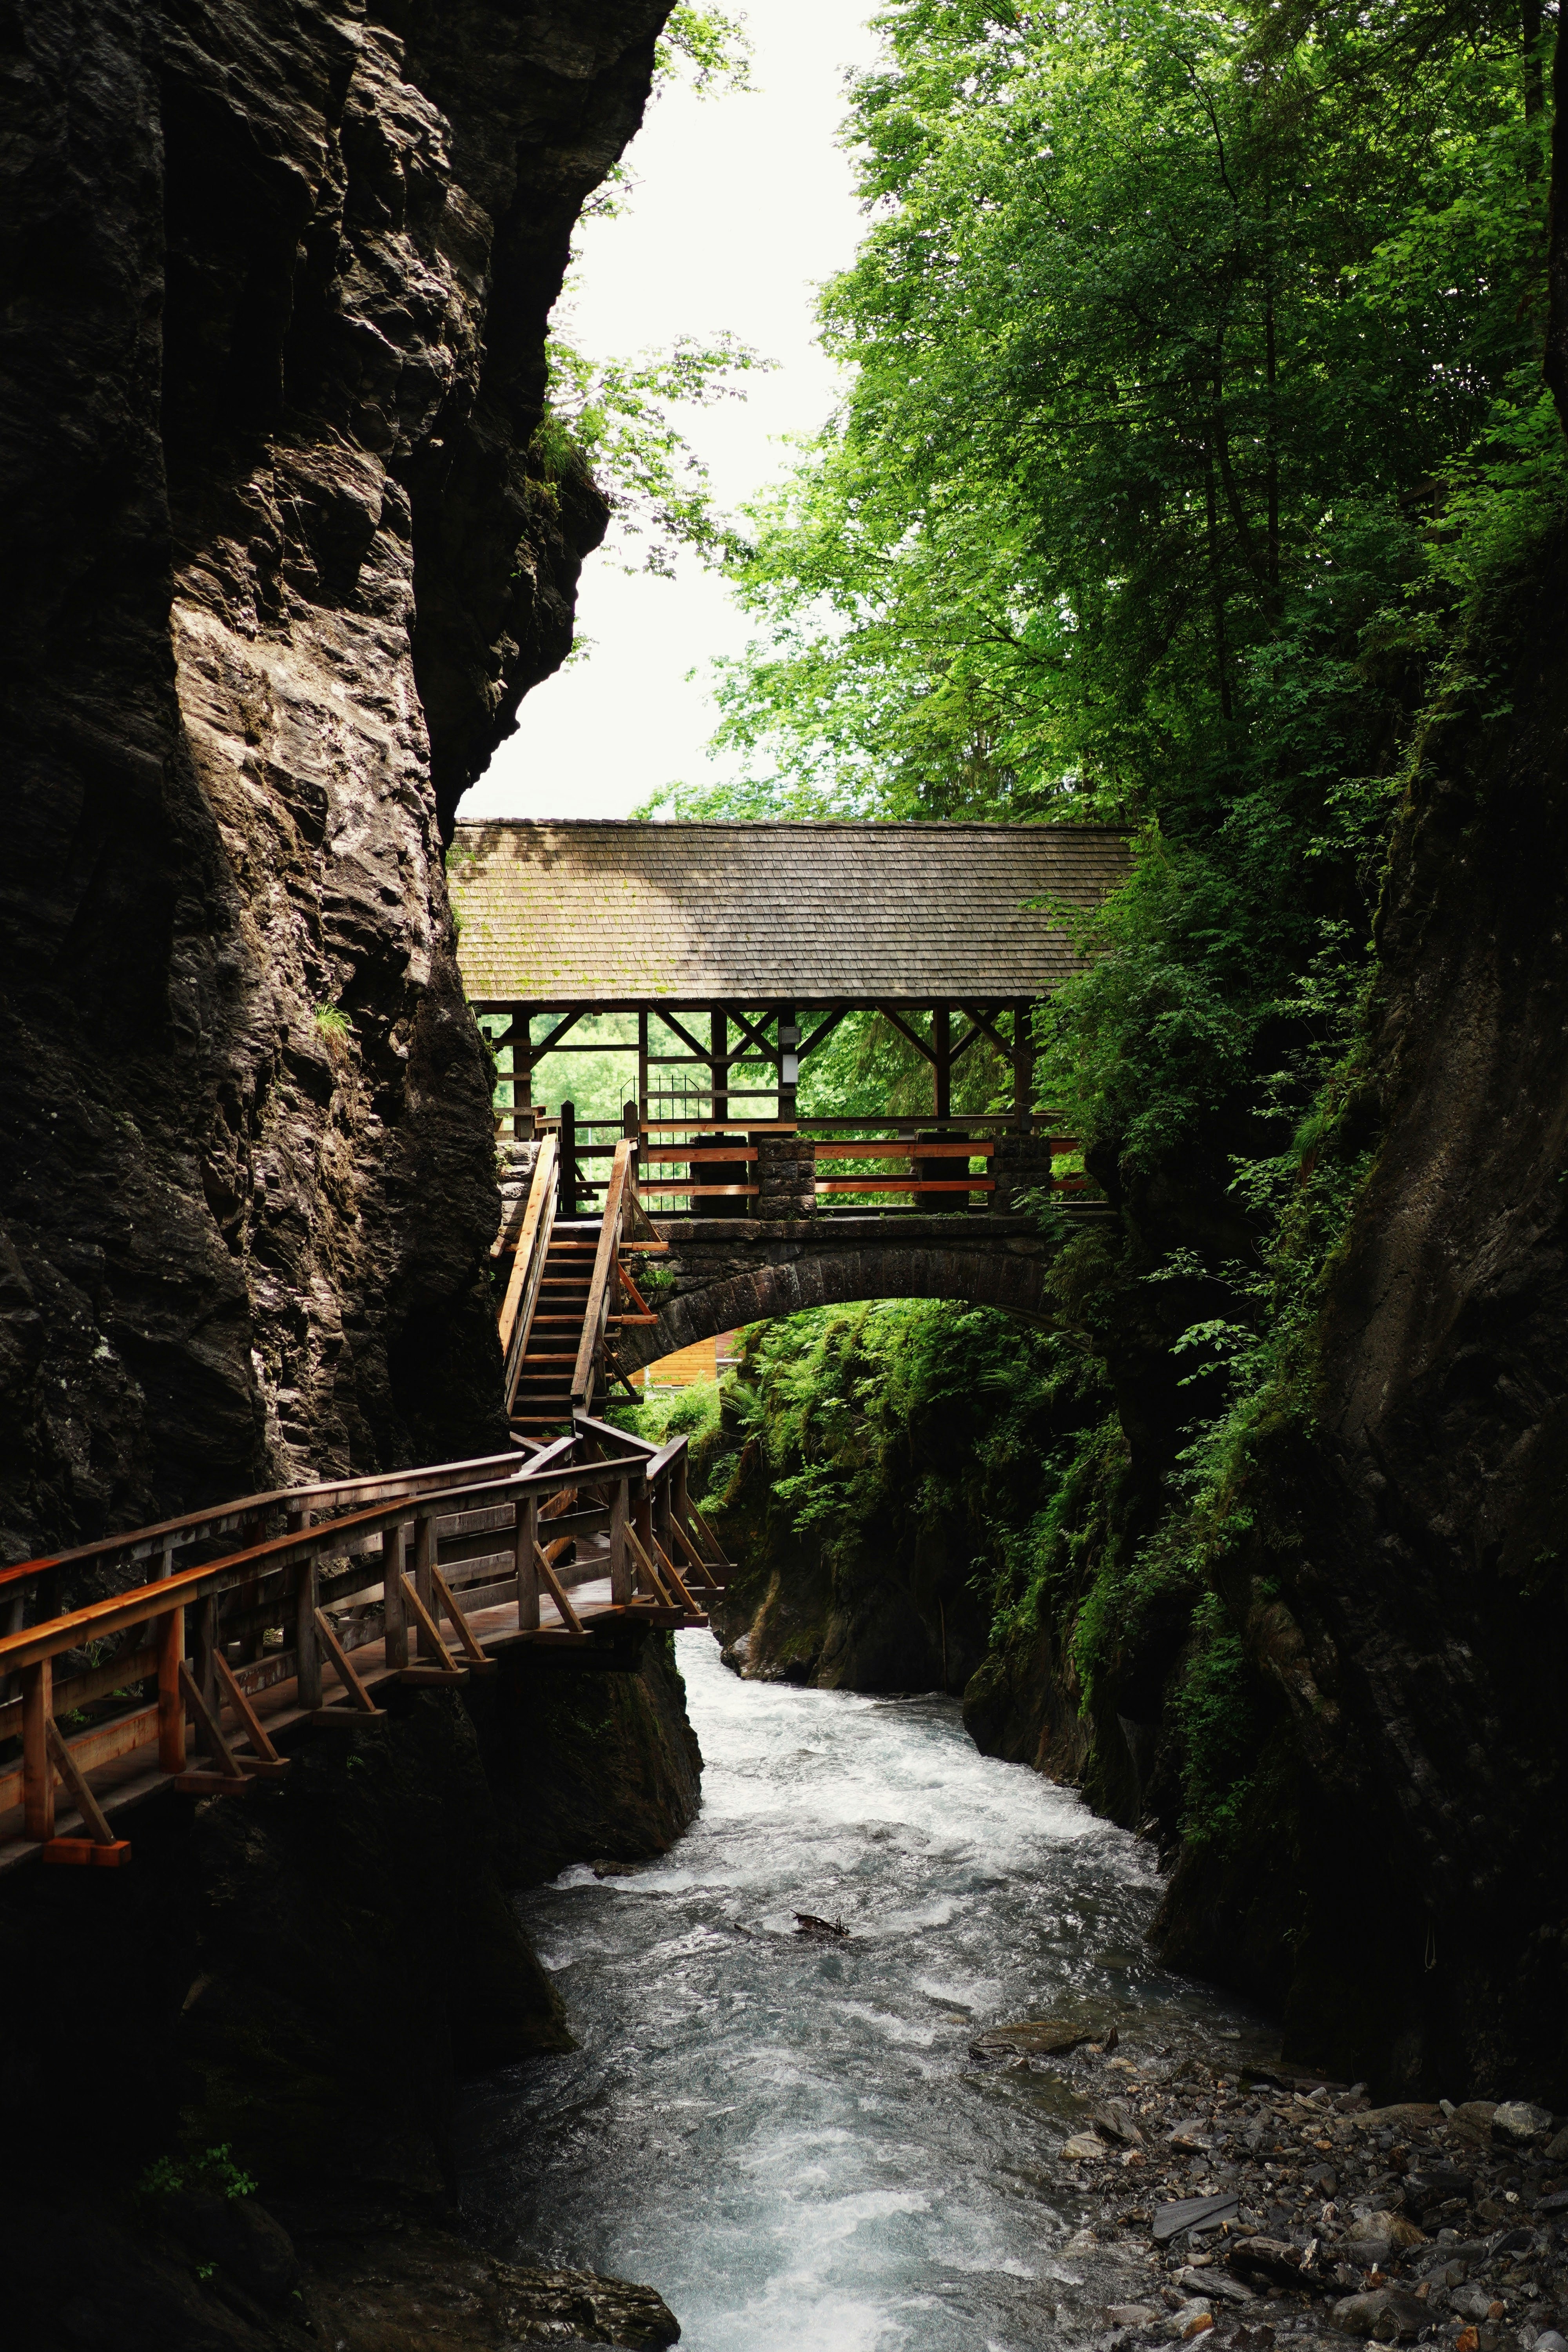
left=0, top=1417, right=727, bottom=1875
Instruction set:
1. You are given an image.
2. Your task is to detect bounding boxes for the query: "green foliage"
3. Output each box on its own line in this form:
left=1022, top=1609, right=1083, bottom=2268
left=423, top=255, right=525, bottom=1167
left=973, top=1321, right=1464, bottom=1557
left=138, top=2143, right=258, bottom=2209
left=1170, top=1591, right=1266, bottom=1847
left=655, top=5, right=754, bottom=96
left=537, top=333, right=770, bottom=577
left=710, top=1298, right=1105, bottom=1585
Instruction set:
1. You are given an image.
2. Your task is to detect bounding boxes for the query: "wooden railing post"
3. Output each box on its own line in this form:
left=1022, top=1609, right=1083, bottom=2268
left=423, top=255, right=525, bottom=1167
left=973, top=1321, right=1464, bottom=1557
left=414, top=1510, right=437, bottom=1660
left=295, top=1557, right=322, bottom=1710
left=633, top=1483, right=655, bottom=1585
left=609, top=1474, right=631, bottom=1606
left=22, top=1658, right=53, bottom=1841
left=157, top=1602, right=186, bottom=1773
left=561, top=1099, right=578, bottom=1219
left=194, top=1591, right=218, bottom=1719
left=515, top=1492, right=540, bottom=1631
left=384, top=1523, right=408, bottom=1670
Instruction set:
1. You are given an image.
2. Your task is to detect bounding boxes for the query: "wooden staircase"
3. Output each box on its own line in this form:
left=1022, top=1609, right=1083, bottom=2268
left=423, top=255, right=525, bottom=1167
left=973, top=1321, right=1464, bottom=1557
left=496, top=1138, right=663, bottom=1440
left=510, top=1232, right=601, bottom=1437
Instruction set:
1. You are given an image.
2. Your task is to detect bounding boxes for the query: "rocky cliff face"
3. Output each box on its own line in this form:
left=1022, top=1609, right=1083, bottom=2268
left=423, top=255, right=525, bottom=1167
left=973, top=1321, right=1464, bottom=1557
left=0, top=0, right=670, bottom=1556
left=1155, top=530, right=1568, bottom=2102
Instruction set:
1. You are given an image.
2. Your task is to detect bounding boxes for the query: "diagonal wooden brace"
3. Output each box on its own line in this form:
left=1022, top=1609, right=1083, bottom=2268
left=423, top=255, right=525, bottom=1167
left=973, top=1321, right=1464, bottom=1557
left=44, top=1717, right=117, bottom=1844
left=212, top=1651, right=287, bottom=1771
left=429, top=1565, right=494, bottom=1670
left=179, top=1658, right=242, bottom=1776
left=312, top=1608, right=381, bottom=1714
left=625, top=1523, right=673, bottom=1608
left=533, top=1542, right=584, bottom=1635
left=652, top=1536, right=699, bottom=1615
left=400, top=1573, right=460, bottom=1673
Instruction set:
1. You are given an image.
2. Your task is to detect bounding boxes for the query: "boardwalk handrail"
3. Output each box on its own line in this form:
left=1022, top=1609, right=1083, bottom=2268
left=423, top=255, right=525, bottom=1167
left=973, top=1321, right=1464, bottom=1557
left=0, top=1423, right=730, bottom=1876
left=0, top=1444, right=548, bottom=1603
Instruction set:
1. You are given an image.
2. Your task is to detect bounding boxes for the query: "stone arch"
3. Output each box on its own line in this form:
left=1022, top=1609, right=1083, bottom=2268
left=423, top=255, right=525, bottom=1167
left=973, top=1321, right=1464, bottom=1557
left=615, top=1239, right=1053, bottom=1379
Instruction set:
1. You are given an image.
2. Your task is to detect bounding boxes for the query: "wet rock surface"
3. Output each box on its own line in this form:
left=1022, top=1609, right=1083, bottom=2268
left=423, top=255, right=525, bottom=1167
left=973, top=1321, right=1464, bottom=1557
left=998, top=2022, right=1568, bottom=2351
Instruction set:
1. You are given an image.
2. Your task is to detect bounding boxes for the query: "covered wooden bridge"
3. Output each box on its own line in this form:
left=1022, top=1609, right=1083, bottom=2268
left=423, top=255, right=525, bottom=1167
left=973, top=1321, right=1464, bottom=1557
left=450, top=820, right=1131, bottom=1430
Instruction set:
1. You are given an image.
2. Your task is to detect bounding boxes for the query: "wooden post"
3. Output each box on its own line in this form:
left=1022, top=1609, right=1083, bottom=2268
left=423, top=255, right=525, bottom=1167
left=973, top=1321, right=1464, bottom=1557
left=22, top=1658, right=53, bottom=1841
left=516, top=1493, right=540, bottom=1631
left=157, top=1602, right=186, bottom=1773
left=384, top=1524, right=408, bottom=1669
left=609, top=1475, right=631, bottom=1606
left=561, top=1098, right=578, bottom=1219
left=513, top=1004, right=533, bottom=1138
left=634, top=1485, right=655, bottom=1592
left=1013, top=998, right=1033, bottom=1132
left=414, top=1510, right=437, bottom=1660
left=295, top=1556, right=322, bottom=1710
left=711, top=1008, right=728, bottom=1125
left=194, top=1592, right=218, bottom=1720
left=933, top=1005, right=952, bottom=1122
left=778, top=1006, right=799, bottom=1121
left=638, top=1007, right=648, bottom=1128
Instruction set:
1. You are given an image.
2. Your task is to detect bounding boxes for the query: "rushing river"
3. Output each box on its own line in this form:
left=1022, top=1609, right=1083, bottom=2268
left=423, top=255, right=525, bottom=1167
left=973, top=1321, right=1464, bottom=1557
left=458, top=1630, right=1277, bottom=2352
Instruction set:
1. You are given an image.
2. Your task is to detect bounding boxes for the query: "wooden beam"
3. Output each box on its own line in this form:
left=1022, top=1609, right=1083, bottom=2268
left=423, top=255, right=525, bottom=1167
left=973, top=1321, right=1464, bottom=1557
left=178, top=1658, right=244, bottom=1774
left=650, top=1006, right=713, bottom=1063
left=23, top=1659, right=53, bottom=1841
left=400, top=1572, right=460, bottom=1672
left=534, top=1542, right=585, bottom=1634
left=157, top=1604, right=185, bottom=1775
left=430, top=1566, right=495, bottom=1670
left=798, top=1009, right=846, bottom=1062
left=875, top=1004, right=937, bottom=1063
left=212, top=1651, right=286, bottom=1768
left=311, top=1610, right=382, bottom=1714
left=45, top=1715, right=118, bottom=1844
left=933, top=1004, right=952, bottom=1120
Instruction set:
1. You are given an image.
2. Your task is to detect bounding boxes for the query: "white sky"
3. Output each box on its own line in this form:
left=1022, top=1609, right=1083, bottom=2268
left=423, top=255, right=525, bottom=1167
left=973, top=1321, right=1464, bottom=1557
left=456, top=0, right=883, bottom=825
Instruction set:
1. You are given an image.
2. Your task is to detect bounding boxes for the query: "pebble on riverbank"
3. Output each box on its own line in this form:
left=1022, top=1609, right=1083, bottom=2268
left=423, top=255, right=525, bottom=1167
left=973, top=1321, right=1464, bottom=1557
left=971, top=2026, right=1568, bottom=2351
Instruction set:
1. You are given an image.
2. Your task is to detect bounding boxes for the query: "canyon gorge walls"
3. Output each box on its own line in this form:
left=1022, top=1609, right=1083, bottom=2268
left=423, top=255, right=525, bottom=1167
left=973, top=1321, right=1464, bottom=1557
left=0, top=0, right=672, bottom=1559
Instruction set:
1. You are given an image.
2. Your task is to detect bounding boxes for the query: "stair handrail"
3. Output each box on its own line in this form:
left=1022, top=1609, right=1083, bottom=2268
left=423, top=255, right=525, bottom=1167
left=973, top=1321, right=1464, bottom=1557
left=570, top=1139, right=633, bottom=1414
left=498, top=1133, right=559, bottom=1414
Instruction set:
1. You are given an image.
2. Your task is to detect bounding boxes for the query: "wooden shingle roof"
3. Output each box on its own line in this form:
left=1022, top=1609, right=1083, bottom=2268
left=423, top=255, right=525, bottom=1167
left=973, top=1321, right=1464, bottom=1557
left=450, top=819, right=1132, bottom=1006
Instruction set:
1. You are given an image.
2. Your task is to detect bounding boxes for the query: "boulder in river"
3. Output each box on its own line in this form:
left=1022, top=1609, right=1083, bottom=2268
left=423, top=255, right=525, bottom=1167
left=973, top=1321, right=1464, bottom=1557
left=1492, top=2099, right=1555, bottom=2148
left=969, top=2017, right=1094, bottom=2060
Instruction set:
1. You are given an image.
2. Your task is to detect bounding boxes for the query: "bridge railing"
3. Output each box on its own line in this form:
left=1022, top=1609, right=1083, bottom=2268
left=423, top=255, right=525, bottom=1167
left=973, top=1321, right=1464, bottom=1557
left=0, top=1421, right=729, bottom=1875
left=633, top=1113, right=1091, bottom=1213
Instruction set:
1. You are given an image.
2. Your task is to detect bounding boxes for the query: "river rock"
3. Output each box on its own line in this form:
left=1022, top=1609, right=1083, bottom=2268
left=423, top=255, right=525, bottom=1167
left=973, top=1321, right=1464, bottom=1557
left=1180, top=2265, right=1255, bottom=2303
left=1405, top=2164, right=1474, bottom=2212
left=1349, top=2210, right=1426, bottom=2252
left=1094, top=2098, right=1144, bottom=2146
left=1108, top=2305, right=1163, bottom=2328
left=1451, top=2285, right=1506, bottom=2323
left=1229, top=2236, right=1313, bottom=2287
left=1329, top=2285, right=1429, bottom=2340
left=1493, top=2102, right=1555, bottom=2149
left=1062, top=2131, right=1111, bottom=2160
left=971, top=2018, right=1093, bottom=2060
left=1546, top=2125, right=1568, bottom=2162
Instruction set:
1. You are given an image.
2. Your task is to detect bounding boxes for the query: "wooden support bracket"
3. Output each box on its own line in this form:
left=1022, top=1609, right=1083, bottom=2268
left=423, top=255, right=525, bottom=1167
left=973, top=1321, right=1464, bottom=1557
left=213, top=1651, right=289, bottom=1771
left=400, top=1573, right=460, bottom=1674
left=44, top=1716, right=117, bottom=1845
left=429, top=1566, right=496, bottom=1671
left=532, top=1542, right=584, bottom=1635
left=179, top=1658, right=243, bottom=1778
left=312, top=1608, right=382, bottom=1715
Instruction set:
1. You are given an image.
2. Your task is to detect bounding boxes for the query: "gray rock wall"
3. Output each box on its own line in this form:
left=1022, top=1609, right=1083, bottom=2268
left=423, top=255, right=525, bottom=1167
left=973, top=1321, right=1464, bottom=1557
left=0, top=0, right=672, bottom=1554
